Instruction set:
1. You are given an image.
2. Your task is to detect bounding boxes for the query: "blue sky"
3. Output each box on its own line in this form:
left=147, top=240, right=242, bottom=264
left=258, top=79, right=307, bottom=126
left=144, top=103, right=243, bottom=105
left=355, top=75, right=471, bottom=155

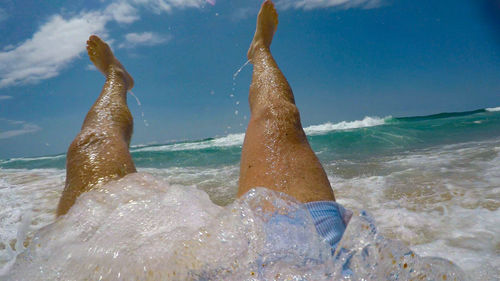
left=0, top=0, right=499, bottom=159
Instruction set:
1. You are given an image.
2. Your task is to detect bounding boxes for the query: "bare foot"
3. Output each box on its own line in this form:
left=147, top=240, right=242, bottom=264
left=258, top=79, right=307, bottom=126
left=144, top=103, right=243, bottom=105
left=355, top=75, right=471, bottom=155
left=86, top=35, right=134, bottom=90
left=247, top=0, right=279, bottom=61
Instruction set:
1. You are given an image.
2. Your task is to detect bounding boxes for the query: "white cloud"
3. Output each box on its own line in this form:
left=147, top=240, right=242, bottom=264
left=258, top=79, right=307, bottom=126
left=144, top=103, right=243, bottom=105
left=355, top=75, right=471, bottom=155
left=119, top=32, right=172, bottom=48
left=0, top=0, right=206, bottom=89
left=0, top=95, right=12, bottom=100
left=105, top=2, right=140, bottom=23
left=276, top=0, right=384, bottom=10
left=231, top=7, right=255, bottom=21
left=129, top=0, right=206, bottom=13
left=0, top=119, right=42, bottom=139
left=0, top=11, right=109, bottom=88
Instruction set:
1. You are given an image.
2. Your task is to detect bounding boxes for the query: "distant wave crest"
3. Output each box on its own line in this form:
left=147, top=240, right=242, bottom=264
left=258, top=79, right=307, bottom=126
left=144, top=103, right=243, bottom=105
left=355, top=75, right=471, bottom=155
left=304, top=116, right=389, bottom=135
left=131, top=133, right=245, bottom=153
left=3, top=107, right=499, bottom=162
left=0, top=154, right=65, bottom=165
left=132, top=116, right=389, bottom=153
left=486, top=107, right=500, bottom=112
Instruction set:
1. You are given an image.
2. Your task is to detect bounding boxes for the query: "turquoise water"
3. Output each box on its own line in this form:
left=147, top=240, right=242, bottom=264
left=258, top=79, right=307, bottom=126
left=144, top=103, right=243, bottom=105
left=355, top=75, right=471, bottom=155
left=1, top=108, right=499, bottom=280
left=2, top=108, right=499, bottom=170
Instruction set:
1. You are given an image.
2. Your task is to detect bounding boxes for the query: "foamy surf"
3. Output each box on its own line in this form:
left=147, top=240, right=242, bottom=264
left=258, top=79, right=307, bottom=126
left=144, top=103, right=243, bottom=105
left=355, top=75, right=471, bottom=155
left=325, top=138, right=500, bottom=279
left=486, top=106, right=500, bottom=112
left=304, top=116, right=389, bottom=135
left=1, top=174, right=466, bottom=280
left=0, top=154, right=65, bottom=165
left=131, top=133, right=245, bottom=153
left=131, top=116, right=391, bottom=153
left=1, top=108, right=499, bottom=280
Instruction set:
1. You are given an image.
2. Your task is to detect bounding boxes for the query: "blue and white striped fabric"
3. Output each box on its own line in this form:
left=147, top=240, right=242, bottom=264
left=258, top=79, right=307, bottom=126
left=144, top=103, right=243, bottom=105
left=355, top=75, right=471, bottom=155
left=305, top=201, right=351, bottom=252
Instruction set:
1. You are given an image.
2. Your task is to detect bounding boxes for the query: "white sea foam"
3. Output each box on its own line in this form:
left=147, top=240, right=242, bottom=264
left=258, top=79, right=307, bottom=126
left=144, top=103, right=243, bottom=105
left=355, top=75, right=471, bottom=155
left=140, top=166, right=240, bottom=205
left=485, top=106, right=500, bottom=112
left=0, top=117, right=391, bottom=160
left=325, top=137, right=500, bottom=280
left=131, top=133, right=245, bottom=152
left=0, top=154, right=65, bottom=164
left=304, top=116, right=389, bottom=135
left=1, top=137, right=499, bottom=279
left=0, top=169, right=65, bottom=272
left=132, top=117, right=389, bottom=153
left=410, top=205, right=500, bottom=279
left=1, top=173, right=466, bottom=280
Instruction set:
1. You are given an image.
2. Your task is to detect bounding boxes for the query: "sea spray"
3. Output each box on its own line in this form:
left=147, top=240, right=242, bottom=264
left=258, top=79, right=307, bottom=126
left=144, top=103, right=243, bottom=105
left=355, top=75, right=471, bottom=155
left=225, top=60, right=251, bottom=133
left=129, top=90, right=149, bottom=127
left=233, top=60, right=251, bottom=82
left=1, top=174, right=468, bottom=280
left=0, top=211, right=32, bottom=276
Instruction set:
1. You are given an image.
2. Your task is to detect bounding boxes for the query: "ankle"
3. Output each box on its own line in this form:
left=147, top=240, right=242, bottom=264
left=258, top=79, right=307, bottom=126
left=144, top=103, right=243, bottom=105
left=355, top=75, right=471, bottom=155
left=107, top=66, right=133, bottom=90
left=248, top=43, right=271, bottom=62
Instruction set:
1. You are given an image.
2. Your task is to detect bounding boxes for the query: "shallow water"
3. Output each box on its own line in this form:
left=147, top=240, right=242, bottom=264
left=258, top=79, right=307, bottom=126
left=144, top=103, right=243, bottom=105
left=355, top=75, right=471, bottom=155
left=1, top=174, right=468, bottom=280
left=1, top=110, right=499, bottom=280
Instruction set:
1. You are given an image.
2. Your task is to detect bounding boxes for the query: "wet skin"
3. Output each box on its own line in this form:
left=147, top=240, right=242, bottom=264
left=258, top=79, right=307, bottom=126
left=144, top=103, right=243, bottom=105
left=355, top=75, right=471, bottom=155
left=57, top=36, right=136, bottom=216
left=237, top=0, right=336, bottom=203
left=57, top=0, right=335, bottom=216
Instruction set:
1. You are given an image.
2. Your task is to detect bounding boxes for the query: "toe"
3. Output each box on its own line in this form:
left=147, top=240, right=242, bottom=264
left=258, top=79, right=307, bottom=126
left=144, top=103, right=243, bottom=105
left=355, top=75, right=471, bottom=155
left=89, top=35, right=100, bottom=42
left=87, top=40, right=97, bottom=49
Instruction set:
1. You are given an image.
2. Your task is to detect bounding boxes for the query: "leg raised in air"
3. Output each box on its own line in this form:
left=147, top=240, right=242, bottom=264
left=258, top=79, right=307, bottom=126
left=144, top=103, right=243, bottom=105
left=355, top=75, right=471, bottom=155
left=238, top=0, right=335, bottom=203
left=57, top=35, right=136, bottom=216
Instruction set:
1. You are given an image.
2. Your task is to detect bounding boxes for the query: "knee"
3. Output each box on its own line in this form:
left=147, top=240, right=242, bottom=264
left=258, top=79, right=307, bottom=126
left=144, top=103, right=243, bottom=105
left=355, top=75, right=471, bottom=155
left=255, top=100, right=301, bottom=125
left=70, top=130, right=102, bottom=151
left=67, top=130, right=117, bottom=163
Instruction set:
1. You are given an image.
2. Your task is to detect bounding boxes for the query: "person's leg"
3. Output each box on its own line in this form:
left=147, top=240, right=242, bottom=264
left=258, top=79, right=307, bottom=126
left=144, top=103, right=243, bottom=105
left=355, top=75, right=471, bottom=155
left=238, top=0, right=335, bottom=203
left=57, top=35, right=136, bottom=216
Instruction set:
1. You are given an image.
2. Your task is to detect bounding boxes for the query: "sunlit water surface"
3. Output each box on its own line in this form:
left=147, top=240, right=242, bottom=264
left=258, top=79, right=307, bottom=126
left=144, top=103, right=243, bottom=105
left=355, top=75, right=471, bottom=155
left=1, top=110, right=499, bottom=280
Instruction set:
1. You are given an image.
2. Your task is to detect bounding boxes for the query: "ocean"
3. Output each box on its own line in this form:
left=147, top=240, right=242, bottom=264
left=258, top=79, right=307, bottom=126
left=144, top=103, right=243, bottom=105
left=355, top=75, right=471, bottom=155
left=0, top=107, right=499, bottom=280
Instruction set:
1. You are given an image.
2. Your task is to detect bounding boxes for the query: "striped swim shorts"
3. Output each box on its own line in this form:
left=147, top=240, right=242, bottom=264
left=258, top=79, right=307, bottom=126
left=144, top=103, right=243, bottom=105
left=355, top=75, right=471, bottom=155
left=305, top=201, right=352, bottom=252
